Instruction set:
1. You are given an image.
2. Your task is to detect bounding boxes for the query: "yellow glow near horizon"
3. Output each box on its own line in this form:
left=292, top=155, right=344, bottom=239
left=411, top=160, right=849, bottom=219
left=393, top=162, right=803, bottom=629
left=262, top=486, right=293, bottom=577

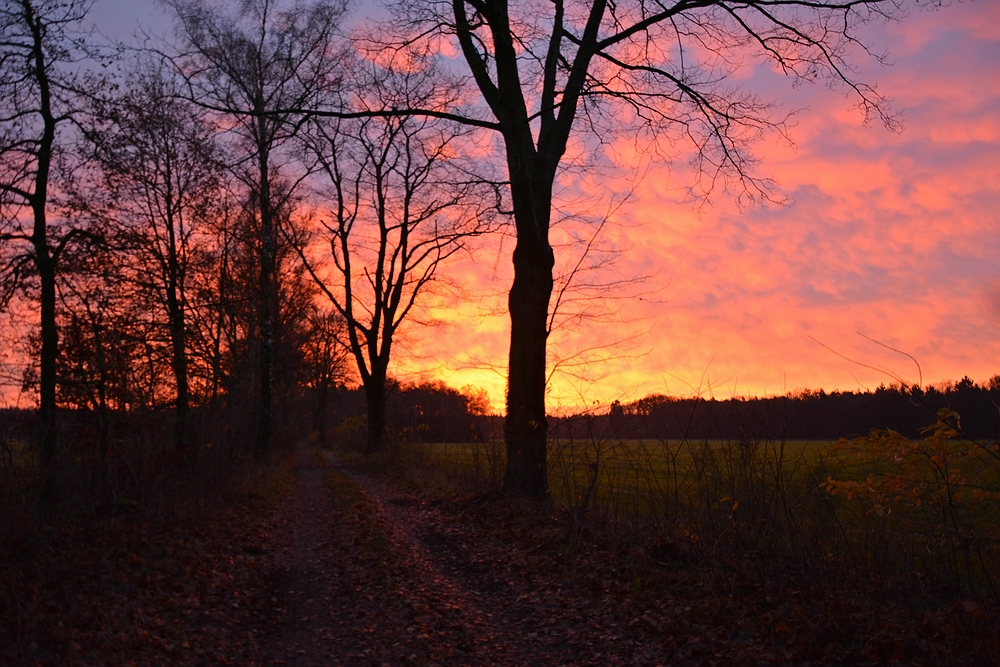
left=387, top=2, right=1000, bottom=412
left=2, top=0, right=997, bottom=415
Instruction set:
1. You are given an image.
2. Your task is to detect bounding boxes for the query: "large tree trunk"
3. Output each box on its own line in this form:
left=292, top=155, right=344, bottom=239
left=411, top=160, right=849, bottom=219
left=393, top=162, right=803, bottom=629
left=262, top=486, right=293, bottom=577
left=363, top=367, right=387, bottom=455
left=37, top=248, right=57, bottom=500
left=30, top=3, right=57, bottom=502
left=504, top=246, right=552, bottom=495
left=165, top=245, right=189, bottom=458
left=164, top=203, right=190, bottom=459
left=503, top=158, right=555, bottom=497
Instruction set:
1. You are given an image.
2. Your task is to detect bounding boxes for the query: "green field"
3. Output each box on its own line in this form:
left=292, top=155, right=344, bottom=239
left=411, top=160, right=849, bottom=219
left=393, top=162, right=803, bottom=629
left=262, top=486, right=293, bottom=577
left=402, top=431, right=1000, bottom=596
left=416, top=437, right=830, bottom=507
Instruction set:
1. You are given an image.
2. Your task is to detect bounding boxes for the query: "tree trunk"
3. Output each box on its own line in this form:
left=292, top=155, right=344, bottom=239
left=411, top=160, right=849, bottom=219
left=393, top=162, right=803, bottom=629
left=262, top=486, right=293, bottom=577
left=166, top=269, right=190, bottom=458
left=37, top=249, right=57, bottom=501
left=30, top=1, right=57, bottom=502
left=364, top=369, right=387, bottom=455
left=255, top=130, right=274, bottom=459
left=313, top=380, right=328, bottom=444
left=170, top=318, right=189, bottom=458
left=89, top=314, right=110, bottom=470
left=502, top=159, right=555, bottom=497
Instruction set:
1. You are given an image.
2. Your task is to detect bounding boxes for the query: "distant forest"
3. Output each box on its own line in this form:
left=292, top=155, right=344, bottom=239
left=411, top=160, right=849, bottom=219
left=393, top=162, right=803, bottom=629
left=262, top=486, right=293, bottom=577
left=4, top=376, right=997, bottom=452
left=329, top=375, right=1000, bottom=443
left=556, top=376, right=1000, bottom=442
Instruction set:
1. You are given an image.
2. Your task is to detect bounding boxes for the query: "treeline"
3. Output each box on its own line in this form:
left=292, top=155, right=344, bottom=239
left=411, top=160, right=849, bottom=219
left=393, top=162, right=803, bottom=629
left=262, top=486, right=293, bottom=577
left=0, top=379, right=493, bottom=458
left=554, top=377, right=1000, bottom=442
left=0, top=0, right=503, bottom=512
left=319, top=381, right=496, bottom=446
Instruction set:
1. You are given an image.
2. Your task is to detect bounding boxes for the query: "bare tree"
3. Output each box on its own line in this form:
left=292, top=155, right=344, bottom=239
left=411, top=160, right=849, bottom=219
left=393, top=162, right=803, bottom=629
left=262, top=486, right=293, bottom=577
left=368, top=0, right=926, bottom=496
left=300, top=60, right=496, bottom=454
left=78, top=61, right=225, bottom=458
left=0, top=0, right=101, bottom=498
left=164, top=0, right=348, bottom=456
left=300, top=304, right=350, bottom=444
left=185, top=197, right=243, bottom=406
left=49, top=238, right=143, bottom=467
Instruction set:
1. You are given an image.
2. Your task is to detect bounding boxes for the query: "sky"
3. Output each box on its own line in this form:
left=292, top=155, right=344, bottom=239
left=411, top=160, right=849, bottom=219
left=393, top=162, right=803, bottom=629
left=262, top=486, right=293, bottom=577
left=78, top=0, right=1000, bottom=413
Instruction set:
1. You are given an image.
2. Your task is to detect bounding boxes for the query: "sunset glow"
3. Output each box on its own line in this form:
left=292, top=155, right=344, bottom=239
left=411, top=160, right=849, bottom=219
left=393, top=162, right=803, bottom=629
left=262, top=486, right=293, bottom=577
left=395, top=1, right=1000, bottom=412
left=29, top=0, right=1000, bottom=415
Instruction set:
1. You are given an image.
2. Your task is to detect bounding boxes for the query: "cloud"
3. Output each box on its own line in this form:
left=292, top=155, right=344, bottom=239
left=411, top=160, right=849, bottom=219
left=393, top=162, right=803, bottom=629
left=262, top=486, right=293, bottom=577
left=355, top=1, right=1000, bottom=410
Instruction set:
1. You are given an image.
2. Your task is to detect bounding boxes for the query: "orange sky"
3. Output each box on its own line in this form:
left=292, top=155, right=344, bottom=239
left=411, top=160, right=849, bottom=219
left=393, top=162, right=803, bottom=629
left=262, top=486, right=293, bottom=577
left=14, top=0, right=994, bottom=415
left=391, top=2, right=1000, bottom=412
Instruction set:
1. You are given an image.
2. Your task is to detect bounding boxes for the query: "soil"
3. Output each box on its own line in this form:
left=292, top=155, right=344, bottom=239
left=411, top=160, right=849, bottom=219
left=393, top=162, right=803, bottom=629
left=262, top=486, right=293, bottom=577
left=255, top=449, right=663, bottom=666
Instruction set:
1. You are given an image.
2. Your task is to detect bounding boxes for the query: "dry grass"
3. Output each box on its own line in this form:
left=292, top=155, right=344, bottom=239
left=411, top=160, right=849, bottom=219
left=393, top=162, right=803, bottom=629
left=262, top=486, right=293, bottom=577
left=389, top=423, right=1000, bottom=603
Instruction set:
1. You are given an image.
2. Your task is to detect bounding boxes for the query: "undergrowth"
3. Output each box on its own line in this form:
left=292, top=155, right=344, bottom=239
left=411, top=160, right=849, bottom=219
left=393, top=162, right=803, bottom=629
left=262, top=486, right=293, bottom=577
left=338, top=407, right=1000, bottom=609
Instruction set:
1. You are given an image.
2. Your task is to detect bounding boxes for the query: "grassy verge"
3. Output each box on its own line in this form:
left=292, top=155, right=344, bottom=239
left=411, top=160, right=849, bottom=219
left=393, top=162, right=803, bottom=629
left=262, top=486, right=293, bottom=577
left=382, top=421, right=1000, bottom=604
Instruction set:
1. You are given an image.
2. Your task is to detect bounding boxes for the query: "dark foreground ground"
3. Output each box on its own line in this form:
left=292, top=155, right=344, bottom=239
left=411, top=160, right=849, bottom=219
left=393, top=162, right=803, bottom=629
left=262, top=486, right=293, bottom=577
left=2, top=447, right=997, bottom=666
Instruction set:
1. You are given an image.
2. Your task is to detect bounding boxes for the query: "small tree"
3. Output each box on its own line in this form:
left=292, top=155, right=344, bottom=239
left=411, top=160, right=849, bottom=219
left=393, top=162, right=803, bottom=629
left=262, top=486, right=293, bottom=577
left=50, top=243, right=145, bottom=466
left=300, top=305, right=351, bottom=444
left=300, top=59, right=496, bottom=454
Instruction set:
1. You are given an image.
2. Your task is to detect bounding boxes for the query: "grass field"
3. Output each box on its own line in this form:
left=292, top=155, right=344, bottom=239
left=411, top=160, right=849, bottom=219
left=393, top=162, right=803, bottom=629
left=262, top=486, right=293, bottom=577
left=399, top=427, right=1000, bottom=599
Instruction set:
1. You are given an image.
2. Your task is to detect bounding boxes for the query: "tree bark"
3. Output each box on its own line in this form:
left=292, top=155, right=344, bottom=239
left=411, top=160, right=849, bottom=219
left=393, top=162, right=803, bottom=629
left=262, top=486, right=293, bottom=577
left=502, top=150, right=556, bottom=497
left=255, top=120, right=275, bottom=459
left=363, top=367, right=387, bottom=455
left=165, top=218, right=189, bottom=458
left=36, top=242, right=57, bottom=500
left=503, top=245, right=551, bottom=496
left=27, top=0, right=58, bottom=502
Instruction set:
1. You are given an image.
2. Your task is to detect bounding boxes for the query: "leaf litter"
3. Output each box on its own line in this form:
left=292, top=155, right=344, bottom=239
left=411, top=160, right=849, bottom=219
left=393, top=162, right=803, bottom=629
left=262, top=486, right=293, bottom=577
left=3, top=447, right=997, bottom=665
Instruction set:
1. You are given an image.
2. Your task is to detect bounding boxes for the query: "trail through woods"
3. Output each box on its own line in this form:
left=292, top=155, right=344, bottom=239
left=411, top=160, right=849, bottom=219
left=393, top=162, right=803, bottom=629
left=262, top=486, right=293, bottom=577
left=4, top=446, right=995, bottom=665
left=259, top=449, right=666, bottom=665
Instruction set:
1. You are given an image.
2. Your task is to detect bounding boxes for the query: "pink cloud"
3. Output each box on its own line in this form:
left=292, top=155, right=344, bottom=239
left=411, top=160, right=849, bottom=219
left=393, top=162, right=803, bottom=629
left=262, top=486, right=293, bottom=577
left=317, top=1, right=1000, bottom=409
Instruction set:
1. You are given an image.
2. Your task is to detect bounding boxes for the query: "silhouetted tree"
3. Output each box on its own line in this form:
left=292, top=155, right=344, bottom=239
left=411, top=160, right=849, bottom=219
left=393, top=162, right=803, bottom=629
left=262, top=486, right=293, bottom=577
left=300, top=59, right=495, bottom=454
left=300, top=305, right=350, bottom=443
left=165, top=0, right=348, bottom=456
left=373, top=0, right=927, bottom=495
left=184, top=198, right=245, bottom=406
left=79, top=61, right=225, bottom=457
left=50, top=243, right=146, bottom=465
left=0, top=0, right=102, bottom=498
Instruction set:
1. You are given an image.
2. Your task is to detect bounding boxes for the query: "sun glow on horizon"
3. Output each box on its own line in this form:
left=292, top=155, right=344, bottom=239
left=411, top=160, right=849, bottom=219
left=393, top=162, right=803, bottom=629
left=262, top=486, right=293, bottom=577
left=387, top=1, right=1000, bottom=413
left=2, top=0, right=997, bottom=416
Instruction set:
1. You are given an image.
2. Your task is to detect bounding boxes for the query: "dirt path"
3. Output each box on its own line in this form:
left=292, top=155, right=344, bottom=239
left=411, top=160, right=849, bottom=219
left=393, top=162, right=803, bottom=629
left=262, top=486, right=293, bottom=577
left=323, top=454, right=603, bottom=666
left=252, top=450, right=356, bottom=665
left=250, top=448, right=686, bottom=666
left=6, top=446, right=993, bottom=665
left=252, top=448, right=529, bottom=665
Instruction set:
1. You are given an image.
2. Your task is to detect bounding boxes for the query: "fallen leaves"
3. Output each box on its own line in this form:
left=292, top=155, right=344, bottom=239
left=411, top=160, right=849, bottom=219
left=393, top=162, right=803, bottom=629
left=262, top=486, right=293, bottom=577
left=3, top=447, right=998, bottom=666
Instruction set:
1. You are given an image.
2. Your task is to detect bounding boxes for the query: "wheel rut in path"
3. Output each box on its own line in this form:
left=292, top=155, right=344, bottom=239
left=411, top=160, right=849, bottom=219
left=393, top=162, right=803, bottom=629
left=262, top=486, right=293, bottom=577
left=255, top=449, right=353, bottom=665
left=320, top=452, right=576, bottom=666
left=257, top=449, right=661, bottom=666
